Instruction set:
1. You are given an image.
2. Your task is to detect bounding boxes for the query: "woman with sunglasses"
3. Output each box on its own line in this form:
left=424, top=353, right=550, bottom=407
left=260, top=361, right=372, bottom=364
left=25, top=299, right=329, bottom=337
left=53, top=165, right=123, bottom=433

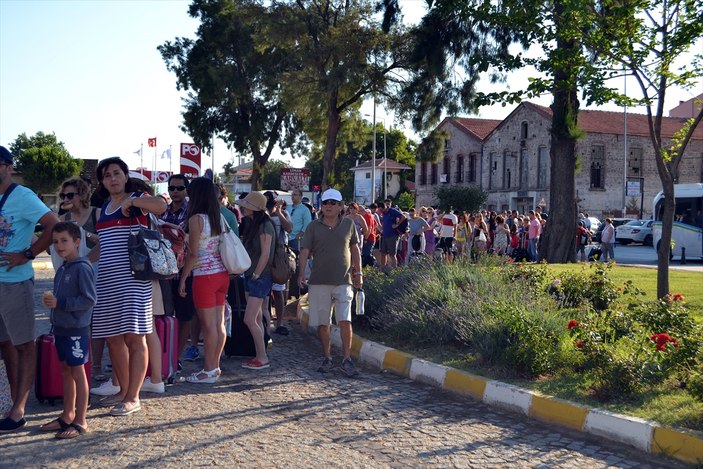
left=90, top=157, right=166, bottom=416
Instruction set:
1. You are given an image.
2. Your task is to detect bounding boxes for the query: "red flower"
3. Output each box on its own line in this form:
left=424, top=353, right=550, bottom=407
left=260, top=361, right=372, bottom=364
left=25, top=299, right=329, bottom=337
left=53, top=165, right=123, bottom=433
left=672, top=293, right=684, bottom=302
left=617, top=287, right=622, bottom=292
left=567, top=320, right=579, bottom=331
left=576, top=340, right=585, bottom=349
left=650, top=333, right=678, bottom=351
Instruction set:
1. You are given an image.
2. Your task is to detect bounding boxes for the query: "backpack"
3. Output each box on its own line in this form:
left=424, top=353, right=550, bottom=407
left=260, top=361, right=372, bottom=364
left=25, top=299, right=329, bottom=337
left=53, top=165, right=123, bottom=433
left=269, top=222, right=297, bottom=284
left=579, top=228, right=590, bottom=246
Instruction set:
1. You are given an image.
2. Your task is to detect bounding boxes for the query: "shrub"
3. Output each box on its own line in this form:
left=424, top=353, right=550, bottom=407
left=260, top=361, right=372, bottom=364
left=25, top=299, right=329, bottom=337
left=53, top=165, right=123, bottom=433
left=548, top=263, right=619, bottom=312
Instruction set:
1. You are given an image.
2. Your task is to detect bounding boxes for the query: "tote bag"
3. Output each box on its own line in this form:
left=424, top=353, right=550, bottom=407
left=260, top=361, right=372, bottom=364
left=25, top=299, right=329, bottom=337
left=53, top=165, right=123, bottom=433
left=219, top=219, right=251, bottom=275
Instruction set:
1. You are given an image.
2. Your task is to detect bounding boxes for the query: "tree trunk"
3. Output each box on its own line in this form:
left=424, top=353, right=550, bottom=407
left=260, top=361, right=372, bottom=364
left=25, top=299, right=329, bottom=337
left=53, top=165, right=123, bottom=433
left=540, top=18, right=579, bottom=263
left=250, top=145, right=263, bottom=191
left=655, top=162, right=675, bottom=298
left=322, top=89, right=342, bottom=190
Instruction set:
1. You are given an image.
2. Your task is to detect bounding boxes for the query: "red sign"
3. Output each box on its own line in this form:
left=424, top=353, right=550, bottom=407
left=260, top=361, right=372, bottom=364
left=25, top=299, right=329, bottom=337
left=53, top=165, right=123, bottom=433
left=280, top=168, right=311, bottom=191
left=148, top=137, right=157, bottom=147
left=180, top=143, right=201, bottom=179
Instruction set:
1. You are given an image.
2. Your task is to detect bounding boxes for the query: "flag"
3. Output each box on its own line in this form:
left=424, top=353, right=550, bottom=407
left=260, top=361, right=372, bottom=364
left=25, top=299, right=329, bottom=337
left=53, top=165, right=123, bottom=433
left=161, top=149, right=171, bottom=160
left=133, top=148, right=141, bottom=157
left=148, top=137, right=157, bottom=147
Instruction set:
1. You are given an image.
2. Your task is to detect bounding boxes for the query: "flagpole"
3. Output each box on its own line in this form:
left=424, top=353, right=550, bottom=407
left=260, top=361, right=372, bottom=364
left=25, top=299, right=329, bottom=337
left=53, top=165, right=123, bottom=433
left=169, top=145, right=173, bottom=174
left=153, top=141, right=157, bottom=183
left=140, top=143, right=144, bottom=171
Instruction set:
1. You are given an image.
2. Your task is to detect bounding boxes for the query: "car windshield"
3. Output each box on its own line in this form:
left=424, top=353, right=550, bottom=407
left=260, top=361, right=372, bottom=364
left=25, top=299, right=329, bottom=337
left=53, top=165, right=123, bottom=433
left=625, top=220, right=645, bottom=227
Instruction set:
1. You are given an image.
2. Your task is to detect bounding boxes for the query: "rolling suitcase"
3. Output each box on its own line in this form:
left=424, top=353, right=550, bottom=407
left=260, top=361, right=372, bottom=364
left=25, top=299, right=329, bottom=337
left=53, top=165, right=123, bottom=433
left=588, top=246, right=603, bottom=262
left=35, top=334, right=91, bottom=404
left=147, top=315, right=179, bottom=384
left=224, top=275, right=271, bottom=358
left=511, top=248, right=529, bottom=262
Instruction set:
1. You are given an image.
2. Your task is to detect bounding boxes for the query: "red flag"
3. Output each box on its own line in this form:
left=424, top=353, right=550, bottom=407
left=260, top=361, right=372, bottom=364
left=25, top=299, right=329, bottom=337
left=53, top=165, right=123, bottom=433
left=148, top=138, right=157, bottom=147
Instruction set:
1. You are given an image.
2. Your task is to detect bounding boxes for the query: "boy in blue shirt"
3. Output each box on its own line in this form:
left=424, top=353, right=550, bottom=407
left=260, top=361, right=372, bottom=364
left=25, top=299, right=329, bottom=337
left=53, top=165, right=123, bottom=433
left=39, top=222, right=96, bottom=439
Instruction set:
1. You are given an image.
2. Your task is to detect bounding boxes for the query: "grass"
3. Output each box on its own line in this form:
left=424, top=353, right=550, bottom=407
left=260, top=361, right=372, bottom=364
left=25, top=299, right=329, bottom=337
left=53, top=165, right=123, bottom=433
left=358, top=260, right=703, bottom=432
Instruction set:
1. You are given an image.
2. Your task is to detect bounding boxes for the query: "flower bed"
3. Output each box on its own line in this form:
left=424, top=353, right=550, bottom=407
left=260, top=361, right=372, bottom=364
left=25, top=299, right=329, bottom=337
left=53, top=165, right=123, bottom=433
left=359, top=258, right=703, bottom=431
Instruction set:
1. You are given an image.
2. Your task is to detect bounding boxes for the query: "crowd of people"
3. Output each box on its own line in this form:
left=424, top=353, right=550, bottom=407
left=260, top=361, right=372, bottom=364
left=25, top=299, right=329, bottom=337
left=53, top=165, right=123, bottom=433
left=1, top=146, right=590, bottom=438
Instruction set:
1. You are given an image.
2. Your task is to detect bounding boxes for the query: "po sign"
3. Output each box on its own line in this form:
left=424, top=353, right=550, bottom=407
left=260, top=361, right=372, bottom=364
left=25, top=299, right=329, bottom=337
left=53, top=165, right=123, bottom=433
left=180, top=143, right=202, bottom=179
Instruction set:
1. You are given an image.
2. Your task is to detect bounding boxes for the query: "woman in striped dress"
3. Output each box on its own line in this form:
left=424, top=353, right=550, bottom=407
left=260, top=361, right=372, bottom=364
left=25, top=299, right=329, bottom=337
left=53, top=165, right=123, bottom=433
left=91, top=157, right=167, bottom=416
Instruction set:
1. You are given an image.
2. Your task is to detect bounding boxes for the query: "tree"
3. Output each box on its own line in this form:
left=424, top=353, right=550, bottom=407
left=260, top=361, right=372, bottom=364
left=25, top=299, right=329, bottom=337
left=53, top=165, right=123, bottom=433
left=583, top=0, right=703, bottom=297
left=269, top=0, right=408, bottom=189
left=261, top=159, right=291, bottom=190
left=9, top=132, right=82, bottom=194
left=435, top=186, right=487, bottom=213
left=159, top=0, right=307, bottom=190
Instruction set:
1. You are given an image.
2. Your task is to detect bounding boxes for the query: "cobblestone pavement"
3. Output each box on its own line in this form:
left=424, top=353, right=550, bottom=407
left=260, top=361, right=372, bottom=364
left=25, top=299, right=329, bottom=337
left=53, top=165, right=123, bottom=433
left=0, top=270, right=679, bottom=469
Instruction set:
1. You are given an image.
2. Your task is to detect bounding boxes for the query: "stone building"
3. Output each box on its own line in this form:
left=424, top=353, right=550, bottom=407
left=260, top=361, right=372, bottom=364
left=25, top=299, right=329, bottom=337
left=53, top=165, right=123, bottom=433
left=416, top=102, right=703, bottom=219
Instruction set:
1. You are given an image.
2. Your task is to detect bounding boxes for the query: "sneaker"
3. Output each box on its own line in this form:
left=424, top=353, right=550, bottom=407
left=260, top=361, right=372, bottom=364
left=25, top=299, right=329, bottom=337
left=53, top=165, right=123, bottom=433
left=140, top=377, right=165, bottom=394
left=340, top=358, right=359, bottom=377
left=90, top=380, right=121, bottom=396
left=0, top=417, right=27, bottom=433
left=242, top=359, right=270, bottom=370
left=317, top=357, right=334, bottom=373
left=183, top=345, right=200, bottom=361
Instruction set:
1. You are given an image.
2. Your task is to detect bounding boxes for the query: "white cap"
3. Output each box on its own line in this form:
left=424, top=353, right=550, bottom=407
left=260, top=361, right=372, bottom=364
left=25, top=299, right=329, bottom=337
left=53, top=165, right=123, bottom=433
left=320, top=188, right=342, bottom=202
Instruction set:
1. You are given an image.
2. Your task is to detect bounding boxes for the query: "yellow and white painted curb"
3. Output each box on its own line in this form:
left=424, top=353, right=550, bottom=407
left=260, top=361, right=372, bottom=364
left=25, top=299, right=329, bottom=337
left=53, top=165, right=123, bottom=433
left=297, top=300, right=703, bottom=465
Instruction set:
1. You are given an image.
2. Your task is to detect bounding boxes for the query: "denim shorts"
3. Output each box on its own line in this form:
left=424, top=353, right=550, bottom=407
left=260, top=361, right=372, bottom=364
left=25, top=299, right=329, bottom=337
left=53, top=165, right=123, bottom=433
left=55, top=335, right=90, bottom=366
left=244, top=274, right=273, bottom=299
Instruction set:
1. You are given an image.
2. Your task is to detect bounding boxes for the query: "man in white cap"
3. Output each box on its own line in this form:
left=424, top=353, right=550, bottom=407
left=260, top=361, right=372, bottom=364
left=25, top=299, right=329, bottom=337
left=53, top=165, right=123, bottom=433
left=297, top=188, right=362, bottom=377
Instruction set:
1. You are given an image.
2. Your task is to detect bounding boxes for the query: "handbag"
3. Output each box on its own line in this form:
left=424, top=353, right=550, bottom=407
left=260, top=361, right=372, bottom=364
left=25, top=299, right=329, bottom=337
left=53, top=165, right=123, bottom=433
left=219, top=218, right=251, bottom=275
left=128, top=213, right=179, bottom=280
left=269, top=223, right=297, bottom=284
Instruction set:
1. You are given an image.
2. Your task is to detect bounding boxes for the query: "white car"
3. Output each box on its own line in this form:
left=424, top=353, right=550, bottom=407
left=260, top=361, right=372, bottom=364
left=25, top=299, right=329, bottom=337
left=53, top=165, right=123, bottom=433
left=616, top=219, right=654, bottom=245
left=586, top=217, right=601, bottom=234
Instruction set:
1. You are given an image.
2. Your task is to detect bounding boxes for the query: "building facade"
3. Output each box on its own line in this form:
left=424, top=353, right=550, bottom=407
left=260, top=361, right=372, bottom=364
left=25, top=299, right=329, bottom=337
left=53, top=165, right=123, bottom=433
left=416, top=102, right=703, bottom=219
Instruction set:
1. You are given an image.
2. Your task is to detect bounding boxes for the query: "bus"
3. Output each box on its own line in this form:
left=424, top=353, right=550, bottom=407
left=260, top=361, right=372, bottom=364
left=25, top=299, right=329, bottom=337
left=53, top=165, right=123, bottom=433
left=652, top=183, right=703, bottom=259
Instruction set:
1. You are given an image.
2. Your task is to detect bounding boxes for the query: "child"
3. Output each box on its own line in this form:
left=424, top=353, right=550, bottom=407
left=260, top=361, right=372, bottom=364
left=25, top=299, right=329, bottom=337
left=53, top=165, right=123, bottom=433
left=39, top=222, right=97, bottom=439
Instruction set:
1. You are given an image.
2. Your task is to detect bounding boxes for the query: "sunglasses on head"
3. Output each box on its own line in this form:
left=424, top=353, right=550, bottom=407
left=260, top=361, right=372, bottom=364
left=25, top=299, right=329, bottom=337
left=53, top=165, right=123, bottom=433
left=59, top=192, right=77, bottom=200
left=322, top=200, right=340, bottom=206
left=168, top=185, right=187, bottom=192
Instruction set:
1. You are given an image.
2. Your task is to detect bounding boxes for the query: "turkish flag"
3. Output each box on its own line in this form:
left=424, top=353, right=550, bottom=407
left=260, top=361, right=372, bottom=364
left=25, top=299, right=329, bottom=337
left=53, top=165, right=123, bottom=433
left=148, top=138, right=157, bottom=147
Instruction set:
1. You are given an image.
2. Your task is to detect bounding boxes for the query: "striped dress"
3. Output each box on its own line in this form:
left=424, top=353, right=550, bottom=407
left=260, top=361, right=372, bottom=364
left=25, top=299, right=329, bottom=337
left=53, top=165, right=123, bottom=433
left=92, top=193, right=153, bottom=338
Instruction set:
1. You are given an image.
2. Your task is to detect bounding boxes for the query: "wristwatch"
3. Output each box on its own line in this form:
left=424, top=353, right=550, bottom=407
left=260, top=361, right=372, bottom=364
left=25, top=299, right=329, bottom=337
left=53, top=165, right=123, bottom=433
left=24, top=249, right=35, bottom=260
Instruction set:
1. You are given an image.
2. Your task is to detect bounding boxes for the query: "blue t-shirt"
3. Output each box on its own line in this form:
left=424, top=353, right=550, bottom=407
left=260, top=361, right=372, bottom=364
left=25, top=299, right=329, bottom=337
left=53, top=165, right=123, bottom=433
left=382, top=208, right=403, bottom=237
left=0, top=185, right=51, bottom=282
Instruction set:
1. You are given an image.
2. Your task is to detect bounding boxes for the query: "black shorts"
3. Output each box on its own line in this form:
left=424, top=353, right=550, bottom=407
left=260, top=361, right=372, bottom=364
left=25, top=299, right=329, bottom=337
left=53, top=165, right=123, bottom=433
left=172, top=275, right=196, bottom=322
left=439, top=237, right=454, bottom=253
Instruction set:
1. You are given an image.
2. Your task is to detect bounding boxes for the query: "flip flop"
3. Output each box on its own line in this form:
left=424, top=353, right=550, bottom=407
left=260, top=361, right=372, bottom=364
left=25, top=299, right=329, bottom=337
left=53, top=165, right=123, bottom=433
left=39, top=417, right=69, bottom=432
left=110, top=402, right=141, bottom=416
left=55, top=423, right=89, bottom=439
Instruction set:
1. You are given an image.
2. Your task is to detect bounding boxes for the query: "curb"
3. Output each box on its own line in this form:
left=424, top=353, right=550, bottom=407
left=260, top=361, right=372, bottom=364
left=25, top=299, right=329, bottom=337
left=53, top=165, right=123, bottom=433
left=296, top=299, right=703, bottom=465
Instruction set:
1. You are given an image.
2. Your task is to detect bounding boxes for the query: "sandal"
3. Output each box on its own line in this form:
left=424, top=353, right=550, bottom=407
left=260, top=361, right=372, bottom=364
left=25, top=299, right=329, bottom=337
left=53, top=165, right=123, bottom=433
left=55, top=422, right=89, bottom=439
left=39, top=417, right=69, bottom=432
left=110, top=401, right=141, bottom=416
left=186, top=368, right=221, bottom=384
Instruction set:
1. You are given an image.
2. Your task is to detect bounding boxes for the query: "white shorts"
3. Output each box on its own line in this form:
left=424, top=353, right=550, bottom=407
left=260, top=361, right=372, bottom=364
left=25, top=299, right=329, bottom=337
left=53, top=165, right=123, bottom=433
left=307, top=284, right=353, bottom=327
left=271, top=282, right=287, bottom=292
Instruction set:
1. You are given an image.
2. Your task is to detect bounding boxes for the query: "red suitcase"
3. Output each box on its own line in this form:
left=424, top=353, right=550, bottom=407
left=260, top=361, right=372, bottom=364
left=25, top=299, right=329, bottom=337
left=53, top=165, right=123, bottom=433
left=146, top=316, right=179, bottom=384
left=35, top=334, right=91, bottom=404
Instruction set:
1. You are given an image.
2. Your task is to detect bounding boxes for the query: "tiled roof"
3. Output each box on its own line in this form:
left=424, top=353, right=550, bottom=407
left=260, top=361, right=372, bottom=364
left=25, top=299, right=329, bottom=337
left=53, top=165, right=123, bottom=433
left=449, top=117, right=503, bottom=141
left=518, top=101, right=703, bottom=139
left=351, top=158, right=411, bottom=171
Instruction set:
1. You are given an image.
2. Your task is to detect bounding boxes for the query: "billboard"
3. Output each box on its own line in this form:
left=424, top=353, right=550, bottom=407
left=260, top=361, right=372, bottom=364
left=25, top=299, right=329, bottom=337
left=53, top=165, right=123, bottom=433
left=280, top=168, right=311, bottom=191
left=180, top=143, right=201, bottom=179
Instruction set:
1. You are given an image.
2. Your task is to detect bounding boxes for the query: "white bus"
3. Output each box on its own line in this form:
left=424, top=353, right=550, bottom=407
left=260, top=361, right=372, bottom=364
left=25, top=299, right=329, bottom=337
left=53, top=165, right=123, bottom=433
left=652, top=183, right=703, bottom=259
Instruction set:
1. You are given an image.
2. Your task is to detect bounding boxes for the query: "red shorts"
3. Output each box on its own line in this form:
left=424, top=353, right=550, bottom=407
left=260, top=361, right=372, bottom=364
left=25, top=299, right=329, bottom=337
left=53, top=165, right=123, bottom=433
left=192, top=271, right=230, bottom=309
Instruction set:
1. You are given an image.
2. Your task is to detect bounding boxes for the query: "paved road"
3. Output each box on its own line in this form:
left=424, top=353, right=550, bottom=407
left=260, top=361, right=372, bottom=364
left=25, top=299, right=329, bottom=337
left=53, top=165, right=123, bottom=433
left=0, top=269, right=682, bottom=468
left=589, top=243, right=703, bottom=272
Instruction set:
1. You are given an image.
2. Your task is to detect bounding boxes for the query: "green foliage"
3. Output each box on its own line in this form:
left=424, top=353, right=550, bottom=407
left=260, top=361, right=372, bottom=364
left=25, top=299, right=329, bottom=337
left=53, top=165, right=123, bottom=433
left=261, top=160, right=290, bottom=191
left=434, top=185, right=486, bottom=212
left=10, top=132, right=82, bottom=194
left=547, top=263, right=620, bottom=312
left=395, top=191, right=415, bottom=211
left=415, top=128, right=449, bottom=163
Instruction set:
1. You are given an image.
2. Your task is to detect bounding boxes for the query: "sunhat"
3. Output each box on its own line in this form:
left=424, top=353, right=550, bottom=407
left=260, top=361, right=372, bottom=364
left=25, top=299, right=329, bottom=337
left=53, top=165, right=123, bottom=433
left=235, top=191, right=267, bottom=212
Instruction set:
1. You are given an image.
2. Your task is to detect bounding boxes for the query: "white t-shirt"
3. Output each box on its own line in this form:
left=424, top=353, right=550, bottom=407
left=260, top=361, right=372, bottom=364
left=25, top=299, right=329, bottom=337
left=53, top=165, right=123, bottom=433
left=440, top=213, right=458, bottom=238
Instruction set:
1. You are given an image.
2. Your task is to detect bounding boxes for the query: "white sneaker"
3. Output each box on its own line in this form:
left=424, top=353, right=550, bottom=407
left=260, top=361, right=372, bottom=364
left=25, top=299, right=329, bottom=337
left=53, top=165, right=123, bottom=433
left=140, top=377, right=165, bottom=394
left=90, top=379, right=120, bottom=396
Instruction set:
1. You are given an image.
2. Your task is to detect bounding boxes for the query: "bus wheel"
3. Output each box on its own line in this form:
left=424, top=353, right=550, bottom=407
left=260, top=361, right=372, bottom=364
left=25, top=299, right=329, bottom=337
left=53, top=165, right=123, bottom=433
left=656, top=240, right=674, bottom=260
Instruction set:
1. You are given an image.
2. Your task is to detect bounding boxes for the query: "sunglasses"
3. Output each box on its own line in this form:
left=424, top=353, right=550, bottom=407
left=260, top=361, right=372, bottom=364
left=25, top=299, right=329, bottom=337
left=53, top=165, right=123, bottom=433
left=59, top=192, right=77, bottom=200
left=168, top=185, right=187, bottom=192
left=322, top=200, right=340, bottom=206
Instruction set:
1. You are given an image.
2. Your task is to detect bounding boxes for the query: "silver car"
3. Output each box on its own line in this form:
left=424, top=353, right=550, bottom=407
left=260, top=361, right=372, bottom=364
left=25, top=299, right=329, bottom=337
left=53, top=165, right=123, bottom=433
left=616, top=220, right=654, bottom=245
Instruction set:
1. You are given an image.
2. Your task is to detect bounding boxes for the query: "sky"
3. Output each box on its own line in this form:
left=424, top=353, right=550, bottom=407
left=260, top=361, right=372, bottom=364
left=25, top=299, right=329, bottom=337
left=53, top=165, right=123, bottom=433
left=1, top=0, right=701, bottom=176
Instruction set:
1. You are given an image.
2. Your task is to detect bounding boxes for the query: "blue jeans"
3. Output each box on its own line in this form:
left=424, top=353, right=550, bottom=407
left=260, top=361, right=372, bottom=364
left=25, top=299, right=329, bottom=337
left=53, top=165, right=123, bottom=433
left=362, top=239, right=375, bottom=267
left=528, top=238, right=539, bottom=261
left=602, top=242, right=615, bottom=261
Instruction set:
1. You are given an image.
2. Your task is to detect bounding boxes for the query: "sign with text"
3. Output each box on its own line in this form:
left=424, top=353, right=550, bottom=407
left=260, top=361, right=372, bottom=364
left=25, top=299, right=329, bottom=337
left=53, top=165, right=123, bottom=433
left=280, top=168, right=311, bottom=191
left=180, top=143, right=201, bottom=179
left=626, top=180, right=641, bottom=197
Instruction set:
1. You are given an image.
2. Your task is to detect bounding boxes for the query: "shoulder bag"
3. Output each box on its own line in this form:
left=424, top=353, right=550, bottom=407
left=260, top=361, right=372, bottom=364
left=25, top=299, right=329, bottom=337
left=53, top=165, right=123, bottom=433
left=219, top=218, right=251, bottom=275
left=128, top=213, right=179, bottom=280
left=269, top=221, right=297, bottom=284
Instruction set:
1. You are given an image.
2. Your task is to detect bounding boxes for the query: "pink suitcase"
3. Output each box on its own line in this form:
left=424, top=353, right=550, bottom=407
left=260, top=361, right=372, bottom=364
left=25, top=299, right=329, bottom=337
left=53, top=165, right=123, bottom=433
left=146, top=316, right=179, bottom=384
left=35, top=334, right=91, bottom=404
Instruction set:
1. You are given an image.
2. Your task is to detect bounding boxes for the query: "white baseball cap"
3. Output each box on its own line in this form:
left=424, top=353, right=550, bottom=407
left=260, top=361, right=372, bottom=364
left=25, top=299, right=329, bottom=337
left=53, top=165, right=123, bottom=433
left=320, top=188, right=342, bottom=202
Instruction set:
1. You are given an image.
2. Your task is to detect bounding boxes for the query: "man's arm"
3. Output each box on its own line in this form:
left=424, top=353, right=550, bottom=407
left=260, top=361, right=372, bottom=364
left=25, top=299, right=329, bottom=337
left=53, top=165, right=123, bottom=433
left=297, top=247, right=310, bottom=288
left=0, top=210, right=60, bottom=271
left=350, top=243, right=362, bottom=289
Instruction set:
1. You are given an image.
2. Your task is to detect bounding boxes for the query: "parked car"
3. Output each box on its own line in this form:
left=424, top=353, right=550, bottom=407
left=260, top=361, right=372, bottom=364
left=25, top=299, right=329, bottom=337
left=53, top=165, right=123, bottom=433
left=593, top=218, right=632, bottom=243
left=616, top=219, right=655, bottom=245
left=587, top=217, right=602, bottom=234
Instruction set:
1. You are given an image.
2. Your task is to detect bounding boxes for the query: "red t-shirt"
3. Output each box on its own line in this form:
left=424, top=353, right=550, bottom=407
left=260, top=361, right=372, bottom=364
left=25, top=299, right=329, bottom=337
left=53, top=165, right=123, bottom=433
left=362, top=212, right=376, bottom=243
